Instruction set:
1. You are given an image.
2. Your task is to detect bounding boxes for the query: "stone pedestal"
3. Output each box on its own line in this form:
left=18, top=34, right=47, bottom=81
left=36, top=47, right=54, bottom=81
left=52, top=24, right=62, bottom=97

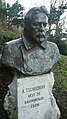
left=4, top=72, right=60, bottom=119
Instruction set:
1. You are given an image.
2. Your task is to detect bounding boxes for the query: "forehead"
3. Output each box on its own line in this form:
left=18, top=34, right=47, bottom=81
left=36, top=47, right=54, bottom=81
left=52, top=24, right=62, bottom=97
left=32, top=13, right=48, bottom=23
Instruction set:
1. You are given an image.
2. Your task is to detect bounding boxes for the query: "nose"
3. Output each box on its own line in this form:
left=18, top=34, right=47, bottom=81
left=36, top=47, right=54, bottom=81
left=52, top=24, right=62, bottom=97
left=40, top=23, right=44, bottom=31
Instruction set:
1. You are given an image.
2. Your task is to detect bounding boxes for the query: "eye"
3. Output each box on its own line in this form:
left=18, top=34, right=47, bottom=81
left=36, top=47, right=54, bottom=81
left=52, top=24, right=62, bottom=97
left=32, top=22, right=39, bottom=26
left=43, top=23, right=47, bottom=27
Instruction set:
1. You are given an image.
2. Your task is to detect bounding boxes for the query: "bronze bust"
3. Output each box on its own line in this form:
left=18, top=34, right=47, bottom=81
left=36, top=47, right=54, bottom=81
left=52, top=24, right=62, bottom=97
left=1, top=6, right=60, bottom=75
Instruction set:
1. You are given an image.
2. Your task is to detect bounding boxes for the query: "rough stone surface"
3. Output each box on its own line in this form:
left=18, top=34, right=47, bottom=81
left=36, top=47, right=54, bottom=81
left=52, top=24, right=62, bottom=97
left=4, top=72, right=60, bottom=119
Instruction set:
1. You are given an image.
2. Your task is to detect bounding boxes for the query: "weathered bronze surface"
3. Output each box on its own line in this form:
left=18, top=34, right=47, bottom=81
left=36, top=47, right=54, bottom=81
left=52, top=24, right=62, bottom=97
left=1, top=6, right=60, bottom=75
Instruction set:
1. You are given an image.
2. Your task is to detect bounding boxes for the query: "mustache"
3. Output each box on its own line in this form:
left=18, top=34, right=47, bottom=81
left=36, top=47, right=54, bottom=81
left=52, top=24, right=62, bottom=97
left=36, top=32, right=45, bottom=38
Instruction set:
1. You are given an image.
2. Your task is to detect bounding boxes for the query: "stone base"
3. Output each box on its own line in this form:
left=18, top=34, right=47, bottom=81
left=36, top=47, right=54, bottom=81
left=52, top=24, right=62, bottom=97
left=4, top=72, right=60, bottom=119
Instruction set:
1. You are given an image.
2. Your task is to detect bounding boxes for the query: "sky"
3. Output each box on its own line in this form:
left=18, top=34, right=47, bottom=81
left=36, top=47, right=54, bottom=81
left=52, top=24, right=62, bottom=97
left=5, top=0, right=51, bottom=12
left=5, top=0, right=67, bottom=29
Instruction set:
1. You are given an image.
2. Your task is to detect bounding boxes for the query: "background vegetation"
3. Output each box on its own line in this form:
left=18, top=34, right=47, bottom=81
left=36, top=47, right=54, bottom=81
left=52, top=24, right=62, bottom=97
left=0, top=0, right=67, bottom=119
left=0, top=0, right=24, bottom=51
left=52, top=55, right=67, bottom=119
left=48, top=0, right=67, bottom=55
left=0, top=0, right=67, bottom=55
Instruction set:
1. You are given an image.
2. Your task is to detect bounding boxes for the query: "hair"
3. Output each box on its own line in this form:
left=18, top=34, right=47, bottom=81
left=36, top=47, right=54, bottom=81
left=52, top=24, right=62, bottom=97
left=24, top=6, right=49, bottom=29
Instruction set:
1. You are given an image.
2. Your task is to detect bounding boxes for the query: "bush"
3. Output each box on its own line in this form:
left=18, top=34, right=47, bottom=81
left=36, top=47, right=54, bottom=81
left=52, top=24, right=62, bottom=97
left=55, top=39, right=67, bottom=55
left=0, top=30, right=19, bottom=51
left=48, top=35, right=67, bottom=56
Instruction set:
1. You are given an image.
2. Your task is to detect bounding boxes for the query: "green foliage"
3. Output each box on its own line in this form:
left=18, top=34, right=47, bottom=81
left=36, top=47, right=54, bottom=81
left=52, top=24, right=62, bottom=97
left=0, top=0, right=2, bottom=9
left=0, top=1, right=6, bottom=27
left=0, top=0, right=24, bottom=29
left=48, top=5, right=64, bottom=25
left=6, top=1, right=24, bottom=28
left=52, top=55, right=67, bottom=89
left=56, top=40, right=67, bottom=56
left=48, top=34, right=67, bottom=56
left=48, top=1, right=67, bottom=56
left=0, top=29, right=19, bottom=50
left=0, top=64, right=15, bottom=76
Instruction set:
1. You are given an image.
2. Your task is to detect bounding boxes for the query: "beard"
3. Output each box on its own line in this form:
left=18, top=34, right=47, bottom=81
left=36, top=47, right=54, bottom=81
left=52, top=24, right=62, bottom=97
left=23, top=28, right=47, bottom=47
left=35, top=37, right=44, bottom=44
left=33, top=32, right=46, bottom=44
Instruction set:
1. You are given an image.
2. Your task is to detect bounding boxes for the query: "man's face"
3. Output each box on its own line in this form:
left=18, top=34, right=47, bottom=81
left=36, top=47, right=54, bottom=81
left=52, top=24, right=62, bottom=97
left=29, top=12, right=48, bottom=44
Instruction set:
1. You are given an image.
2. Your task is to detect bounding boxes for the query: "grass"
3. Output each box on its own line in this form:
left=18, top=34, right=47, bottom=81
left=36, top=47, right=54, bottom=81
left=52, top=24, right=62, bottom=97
left=52, top=55, right=67, bottom=119
left=52, top=55, right=67, bottom=89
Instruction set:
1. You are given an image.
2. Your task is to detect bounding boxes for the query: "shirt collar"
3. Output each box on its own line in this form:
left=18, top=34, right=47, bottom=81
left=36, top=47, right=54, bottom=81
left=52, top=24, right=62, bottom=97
left=22, top=35, right=47, bottom=50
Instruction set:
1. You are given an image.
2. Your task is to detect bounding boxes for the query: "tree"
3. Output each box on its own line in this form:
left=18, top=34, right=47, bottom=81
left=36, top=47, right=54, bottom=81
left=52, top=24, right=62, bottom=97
left=0, top=0, right=6, bottom=27
left=48, top=0, right=67, bottom=55
left=6, top=1, right=24, bottom=29
left=0, top=0, right=2, bottom=8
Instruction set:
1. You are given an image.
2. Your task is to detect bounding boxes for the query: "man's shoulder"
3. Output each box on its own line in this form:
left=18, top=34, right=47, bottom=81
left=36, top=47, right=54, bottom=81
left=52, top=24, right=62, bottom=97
left=47, top=41, right=60, bottom=60
left=1, top=38, right=24, bottom=65
left=1, top=38, right=24, bottom=56
left=47, top=41, right=59, bottom=51
left=5, top=38, right=23, bottom=46
left=47, top=41, right=57, bottom=47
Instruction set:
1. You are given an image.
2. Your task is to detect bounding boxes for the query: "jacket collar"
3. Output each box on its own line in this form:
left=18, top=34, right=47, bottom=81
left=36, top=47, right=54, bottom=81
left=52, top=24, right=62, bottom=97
left=22, top=34, right=47, bottom=50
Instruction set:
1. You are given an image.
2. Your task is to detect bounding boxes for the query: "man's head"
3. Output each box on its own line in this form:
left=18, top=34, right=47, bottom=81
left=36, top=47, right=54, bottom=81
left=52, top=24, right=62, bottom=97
left=24, top=6, right=49, bottom=45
